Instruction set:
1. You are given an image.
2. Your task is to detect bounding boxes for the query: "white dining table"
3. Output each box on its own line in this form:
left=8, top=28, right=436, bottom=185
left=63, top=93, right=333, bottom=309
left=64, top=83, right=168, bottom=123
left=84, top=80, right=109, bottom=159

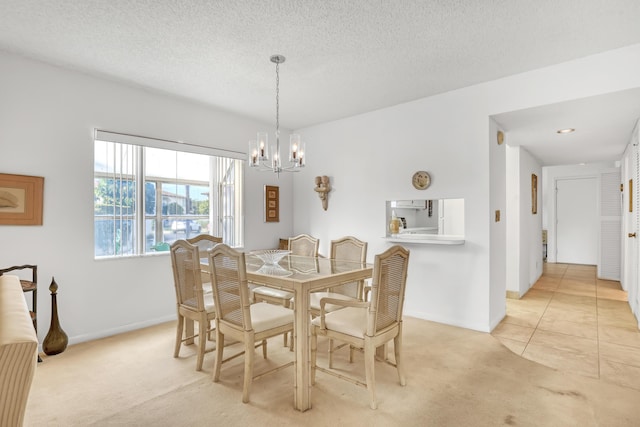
left=244, top=253, right=373, bottom=412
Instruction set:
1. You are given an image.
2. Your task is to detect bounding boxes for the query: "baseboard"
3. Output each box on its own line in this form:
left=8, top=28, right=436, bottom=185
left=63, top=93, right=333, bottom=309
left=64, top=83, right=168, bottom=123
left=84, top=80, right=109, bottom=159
left=506, top=290, right=521, bottom=299
left=60, top=314, right=176, bottom=348
left=404, top=309, right=491, bottom=333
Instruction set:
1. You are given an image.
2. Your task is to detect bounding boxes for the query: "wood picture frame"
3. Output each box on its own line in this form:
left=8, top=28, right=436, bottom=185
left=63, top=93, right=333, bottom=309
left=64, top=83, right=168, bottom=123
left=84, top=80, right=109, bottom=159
left=0, top=173, right=44, bottom=225
left=531, top=173, right=538, bottom=215
left=264, top=185, right=279, bottom=222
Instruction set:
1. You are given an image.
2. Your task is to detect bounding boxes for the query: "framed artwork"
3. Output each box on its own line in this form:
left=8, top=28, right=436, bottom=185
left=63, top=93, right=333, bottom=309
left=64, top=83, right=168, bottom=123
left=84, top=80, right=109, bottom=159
left=531, top=173, right=538, bottom=215
left=0, top=173, right=44, bottom=225
left=264, top=185, right=279, bottom=222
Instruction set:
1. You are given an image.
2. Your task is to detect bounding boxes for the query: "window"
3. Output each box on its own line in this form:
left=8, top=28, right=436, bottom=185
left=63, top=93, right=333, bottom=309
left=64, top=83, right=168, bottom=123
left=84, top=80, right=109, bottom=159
left=94, top=130, right=244, bottom=258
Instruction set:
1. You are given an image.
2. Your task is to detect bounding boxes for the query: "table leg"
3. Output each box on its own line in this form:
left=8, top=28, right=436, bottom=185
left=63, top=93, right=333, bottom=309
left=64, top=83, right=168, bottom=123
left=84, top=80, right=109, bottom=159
left=293, top=286, right=312, bottom=411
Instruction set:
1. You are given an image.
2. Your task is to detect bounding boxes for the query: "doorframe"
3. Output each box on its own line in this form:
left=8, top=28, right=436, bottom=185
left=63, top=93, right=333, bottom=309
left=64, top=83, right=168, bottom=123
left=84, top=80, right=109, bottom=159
left=547, top=173, right=598, bottom=264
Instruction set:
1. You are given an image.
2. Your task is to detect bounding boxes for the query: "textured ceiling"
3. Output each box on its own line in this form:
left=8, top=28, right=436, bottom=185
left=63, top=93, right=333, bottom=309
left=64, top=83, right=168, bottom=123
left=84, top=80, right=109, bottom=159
left=1, top=1, right=640, bottom=164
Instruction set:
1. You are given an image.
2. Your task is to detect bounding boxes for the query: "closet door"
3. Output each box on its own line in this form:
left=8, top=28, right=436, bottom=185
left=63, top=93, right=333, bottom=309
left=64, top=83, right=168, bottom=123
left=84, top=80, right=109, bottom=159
left=599, top=170, right=621, bottom=280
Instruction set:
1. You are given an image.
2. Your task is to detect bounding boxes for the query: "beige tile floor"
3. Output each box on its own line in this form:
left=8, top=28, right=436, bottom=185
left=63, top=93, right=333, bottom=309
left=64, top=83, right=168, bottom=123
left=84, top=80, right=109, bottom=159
left=493, top=263, right=640, bottom=391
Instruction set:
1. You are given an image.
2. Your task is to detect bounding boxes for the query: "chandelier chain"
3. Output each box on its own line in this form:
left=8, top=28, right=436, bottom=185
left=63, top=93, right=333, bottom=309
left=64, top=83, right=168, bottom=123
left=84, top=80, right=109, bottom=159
left=275, top=61, right=280, bottom=141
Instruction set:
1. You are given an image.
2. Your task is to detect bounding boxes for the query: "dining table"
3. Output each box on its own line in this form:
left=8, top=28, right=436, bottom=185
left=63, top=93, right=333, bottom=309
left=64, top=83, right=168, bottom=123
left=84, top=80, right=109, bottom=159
left=242, top=252, right=373, bottom=411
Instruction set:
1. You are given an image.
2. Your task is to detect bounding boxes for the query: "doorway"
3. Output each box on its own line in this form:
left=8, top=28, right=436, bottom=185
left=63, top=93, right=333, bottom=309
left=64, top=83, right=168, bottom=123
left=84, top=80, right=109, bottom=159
left=555, top=177, right=598, bottom=265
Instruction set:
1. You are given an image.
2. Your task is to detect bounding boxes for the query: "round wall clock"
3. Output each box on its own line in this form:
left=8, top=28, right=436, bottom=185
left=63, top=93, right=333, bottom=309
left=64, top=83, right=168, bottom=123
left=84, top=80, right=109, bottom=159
left=412, top=171, right=431, bottom=190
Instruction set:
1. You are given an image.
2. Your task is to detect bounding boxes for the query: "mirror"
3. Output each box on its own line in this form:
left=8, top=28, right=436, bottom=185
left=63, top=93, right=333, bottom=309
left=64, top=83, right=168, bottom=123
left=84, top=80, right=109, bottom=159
left=386, top=199, right=464, bottom=237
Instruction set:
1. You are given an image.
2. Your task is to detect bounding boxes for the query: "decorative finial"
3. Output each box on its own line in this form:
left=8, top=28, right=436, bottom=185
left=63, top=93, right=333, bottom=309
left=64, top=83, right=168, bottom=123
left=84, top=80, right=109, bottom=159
left=49, top=277, right=58, bottom=294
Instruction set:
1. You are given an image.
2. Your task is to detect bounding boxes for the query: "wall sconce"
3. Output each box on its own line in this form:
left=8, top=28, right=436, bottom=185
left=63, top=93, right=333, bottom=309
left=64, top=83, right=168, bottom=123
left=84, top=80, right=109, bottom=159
left=314, top=175, right=331, bottom=211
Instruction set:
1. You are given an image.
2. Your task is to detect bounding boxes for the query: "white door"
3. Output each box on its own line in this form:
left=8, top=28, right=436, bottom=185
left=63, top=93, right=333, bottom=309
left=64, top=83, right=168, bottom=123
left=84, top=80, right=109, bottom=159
left=622, top=147, right=635, bottom=292
left=627, top=144, right=639, bottom=318
left=556, top=177, right=598, bottom=265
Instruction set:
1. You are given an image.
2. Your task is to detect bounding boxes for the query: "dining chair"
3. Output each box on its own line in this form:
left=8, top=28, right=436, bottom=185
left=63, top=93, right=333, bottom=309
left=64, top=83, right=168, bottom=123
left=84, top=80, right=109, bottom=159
left=186, top=234, right=223, bottom=340
left=252, top=233, right=320, bottom=347
left=186, top=234, right=222, bottom=293
left=186, top=234, right=223, bottom=253
left=310, top=245, right=410, bottom=409
left=288, top=233, right=320, bottom=257
left=207, top=244, right=294, bottom=403
left=310, top=236, right=367, bottom=312
left=170, top=239, right=217, bottom=371
left=308, top=236, right=367, bottom=361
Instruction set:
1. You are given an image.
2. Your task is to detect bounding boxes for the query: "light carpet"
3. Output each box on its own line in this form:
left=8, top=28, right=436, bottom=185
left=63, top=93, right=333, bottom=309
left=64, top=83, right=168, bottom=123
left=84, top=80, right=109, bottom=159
left=25, top=317, right=640, bottom=426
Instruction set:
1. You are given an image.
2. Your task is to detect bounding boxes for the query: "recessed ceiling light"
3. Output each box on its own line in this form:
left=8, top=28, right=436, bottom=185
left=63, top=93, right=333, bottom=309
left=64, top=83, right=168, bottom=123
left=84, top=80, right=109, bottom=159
left=556, top=128, right=575, bottom=134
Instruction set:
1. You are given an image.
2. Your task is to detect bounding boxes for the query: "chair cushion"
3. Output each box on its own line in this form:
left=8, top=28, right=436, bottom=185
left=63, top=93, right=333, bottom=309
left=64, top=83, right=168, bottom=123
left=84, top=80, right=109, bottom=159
left=252, top=286, right=294, bottom=300
left=311, top=306, right=367, bottom=338
left=310, top=292, right=356, bottom=312
left=250, top=302, right=293, bottom=333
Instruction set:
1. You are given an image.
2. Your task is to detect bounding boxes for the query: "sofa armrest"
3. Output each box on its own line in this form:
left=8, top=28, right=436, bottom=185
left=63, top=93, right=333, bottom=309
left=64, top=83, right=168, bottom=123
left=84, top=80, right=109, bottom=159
left=0, top=275, right=38, bottom=426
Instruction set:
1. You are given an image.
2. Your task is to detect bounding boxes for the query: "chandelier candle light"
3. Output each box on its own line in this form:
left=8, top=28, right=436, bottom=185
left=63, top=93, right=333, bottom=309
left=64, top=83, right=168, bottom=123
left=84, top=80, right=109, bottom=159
left=249, top=55, right=305, bottom=174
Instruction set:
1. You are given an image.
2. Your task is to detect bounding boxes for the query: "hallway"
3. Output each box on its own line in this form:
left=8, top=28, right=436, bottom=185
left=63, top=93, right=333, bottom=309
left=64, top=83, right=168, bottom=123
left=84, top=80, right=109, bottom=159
left=492, top=263, right=640, bottom=391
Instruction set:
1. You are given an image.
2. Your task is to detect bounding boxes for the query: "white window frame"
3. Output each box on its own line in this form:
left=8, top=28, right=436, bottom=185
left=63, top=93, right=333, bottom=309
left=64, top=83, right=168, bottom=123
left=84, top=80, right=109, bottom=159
left=94, top=130, right=245, bottom=258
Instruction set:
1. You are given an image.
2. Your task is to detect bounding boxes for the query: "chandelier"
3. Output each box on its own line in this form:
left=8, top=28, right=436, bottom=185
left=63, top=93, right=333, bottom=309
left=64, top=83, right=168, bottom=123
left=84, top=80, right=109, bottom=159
left=249, top=54, right=305, bottom=174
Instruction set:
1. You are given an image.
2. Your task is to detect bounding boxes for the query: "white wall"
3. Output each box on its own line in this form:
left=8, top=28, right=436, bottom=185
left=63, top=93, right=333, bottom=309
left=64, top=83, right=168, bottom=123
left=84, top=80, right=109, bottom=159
left=489, top=119, right=507, bottom=326
left=505, top=145, right=520, bottom=296
left=295, top=88, right=494, bottom=331
left=442, top=198, right=465, bottom=235
left=0, top=52, right=294, bottom=345
left=499, top=144, right=543, bottom=298
left=524, top=152, right=544, bottom=290
left=294, top=44, right=640, bottom=332
left=521, top=148, right=543, bottom=293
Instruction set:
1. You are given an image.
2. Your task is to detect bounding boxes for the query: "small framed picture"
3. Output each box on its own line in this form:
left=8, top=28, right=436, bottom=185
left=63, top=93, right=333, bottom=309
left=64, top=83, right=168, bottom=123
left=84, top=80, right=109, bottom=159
left=264, top=185, right=279, bottom=222
left=531, top=173, right=538, bottom=215
left=0, top=173, right=44, bottom=225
